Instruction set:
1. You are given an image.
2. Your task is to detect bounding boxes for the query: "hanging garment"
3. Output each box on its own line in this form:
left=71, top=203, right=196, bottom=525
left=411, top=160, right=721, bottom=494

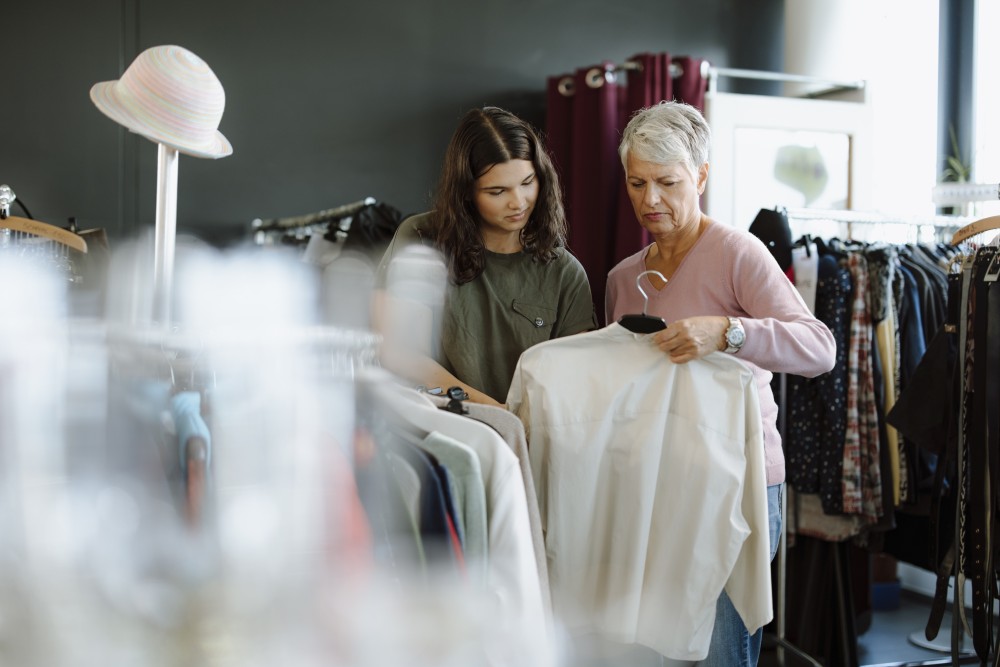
left=841, top=251, right=883, bottom=522
left=360, top=371, right=552, bottom=667
left=749, top=207, right=794, bottom=272
left=170, top=391, right=212, bottom=526
left=785, top=253, right=851, bottom=516
left=506, top=323, right=771, bottom=661
left=418, top=430, right=488, bottom=584
left=426, top=394, right=553, bottom=626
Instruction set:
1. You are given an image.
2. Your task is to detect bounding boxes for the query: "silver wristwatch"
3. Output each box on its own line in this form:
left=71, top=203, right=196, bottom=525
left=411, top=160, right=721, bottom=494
left=723, top=316, right=745, bottom=354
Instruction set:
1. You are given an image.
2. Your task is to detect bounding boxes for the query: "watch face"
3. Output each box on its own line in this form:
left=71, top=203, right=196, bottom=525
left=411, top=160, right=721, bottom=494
left=727, top=325, right=745, bottom=346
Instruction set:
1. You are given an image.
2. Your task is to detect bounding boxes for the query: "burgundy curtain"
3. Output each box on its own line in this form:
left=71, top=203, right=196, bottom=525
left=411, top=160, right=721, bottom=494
left=673, top=56, right=708, bottom=110
left=611, top=53, right=675, bottom=280
left=545, top=53, right=708, bottom=325
left=545, top=74, right=574, bottom=188
left=546, top=62, right=621, bottom=323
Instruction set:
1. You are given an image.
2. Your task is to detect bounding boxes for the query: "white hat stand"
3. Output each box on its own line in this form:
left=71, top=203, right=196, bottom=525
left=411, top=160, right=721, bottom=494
left=153, top=144, right=179, bottom=326
left=89, top=45, right=232, bottom=327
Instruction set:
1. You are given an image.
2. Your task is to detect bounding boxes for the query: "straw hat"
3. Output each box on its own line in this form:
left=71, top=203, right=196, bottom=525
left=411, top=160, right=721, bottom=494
left=90, top=45, right=233, bottom=159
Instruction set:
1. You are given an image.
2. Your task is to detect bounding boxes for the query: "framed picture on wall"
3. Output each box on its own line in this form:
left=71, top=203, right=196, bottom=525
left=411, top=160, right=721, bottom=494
left=703, top=89, right=873, bottom=229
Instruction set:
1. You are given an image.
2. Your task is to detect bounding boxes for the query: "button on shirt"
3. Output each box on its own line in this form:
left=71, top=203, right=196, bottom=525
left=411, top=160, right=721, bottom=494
left=506, top=324, right=773, bottom=661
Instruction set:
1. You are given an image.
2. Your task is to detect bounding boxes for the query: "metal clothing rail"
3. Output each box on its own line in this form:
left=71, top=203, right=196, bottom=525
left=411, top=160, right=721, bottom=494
left=784, top=208, right=976, bottom=245
left=705, top=66, right=867, bottom=96
left=784, top=207, right=976, bottom=229
left=250, top=196, right=377, bottom=232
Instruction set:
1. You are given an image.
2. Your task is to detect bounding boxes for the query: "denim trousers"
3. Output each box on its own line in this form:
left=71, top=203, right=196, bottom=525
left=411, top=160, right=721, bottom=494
left=690, top=483, right=783, bottom=667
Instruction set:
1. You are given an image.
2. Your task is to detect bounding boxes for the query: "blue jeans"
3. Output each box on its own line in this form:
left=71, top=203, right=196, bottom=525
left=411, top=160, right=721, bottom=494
left=693, top=483, right=783, bottom=667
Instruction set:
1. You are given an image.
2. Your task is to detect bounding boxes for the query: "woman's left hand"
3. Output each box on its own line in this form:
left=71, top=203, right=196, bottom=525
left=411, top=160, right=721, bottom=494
left=651, top=316, right=729, bottom=363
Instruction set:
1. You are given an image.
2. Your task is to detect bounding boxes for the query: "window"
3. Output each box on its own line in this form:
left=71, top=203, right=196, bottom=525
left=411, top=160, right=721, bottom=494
left=973, top=0, right=1000, bottom=216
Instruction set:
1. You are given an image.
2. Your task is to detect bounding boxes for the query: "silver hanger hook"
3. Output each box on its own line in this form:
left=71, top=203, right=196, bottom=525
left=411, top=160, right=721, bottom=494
left=0, top=184, right=14, bottom=219
left=635, top=270, right=667, bottom=315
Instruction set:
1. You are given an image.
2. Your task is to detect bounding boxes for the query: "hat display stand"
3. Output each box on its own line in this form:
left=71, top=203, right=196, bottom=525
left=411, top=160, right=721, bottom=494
left=153, top=144, right=179, bottom=324
left=89, top=44, right=232, bottom=326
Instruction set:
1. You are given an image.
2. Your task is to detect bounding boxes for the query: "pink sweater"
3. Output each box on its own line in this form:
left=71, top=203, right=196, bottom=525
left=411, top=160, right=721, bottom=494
left=605, top=221, right=836, bottom=486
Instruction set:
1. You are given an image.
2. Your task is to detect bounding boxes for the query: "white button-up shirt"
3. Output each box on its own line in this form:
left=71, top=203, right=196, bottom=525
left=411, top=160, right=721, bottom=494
left=506, top=323, right=772, bottom=661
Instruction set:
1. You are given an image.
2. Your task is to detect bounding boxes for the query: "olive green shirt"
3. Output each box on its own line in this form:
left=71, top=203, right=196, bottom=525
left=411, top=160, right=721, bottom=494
left=378, top=212, right=597, bottom=402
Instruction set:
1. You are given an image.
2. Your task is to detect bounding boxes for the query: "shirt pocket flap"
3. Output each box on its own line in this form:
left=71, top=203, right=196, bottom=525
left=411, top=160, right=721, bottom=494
left=512, top=299, right=557, bottom=329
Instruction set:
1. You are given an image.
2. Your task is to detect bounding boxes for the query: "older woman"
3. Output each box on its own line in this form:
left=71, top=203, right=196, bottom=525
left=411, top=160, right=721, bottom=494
left=605, top=101, right=836, bottom=667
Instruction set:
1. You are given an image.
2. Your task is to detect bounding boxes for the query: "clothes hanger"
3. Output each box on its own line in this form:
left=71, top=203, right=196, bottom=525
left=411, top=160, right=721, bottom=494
left=618, top=270, right=667, bottom=333
left=0, top=184, right=88, bottom=253
left=950, top=214, right=1000, bottom=246
left=0, top=215, right=89, bottom=253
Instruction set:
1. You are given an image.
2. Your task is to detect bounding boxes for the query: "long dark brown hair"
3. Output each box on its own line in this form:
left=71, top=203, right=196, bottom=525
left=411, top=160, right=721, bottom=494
left=432, top=106, right=567, bottom=284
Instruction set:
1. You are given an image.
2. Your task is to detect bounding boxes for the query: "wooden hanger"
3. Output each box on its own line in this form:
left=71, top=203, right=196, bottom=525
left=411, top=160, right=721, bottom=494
left=951, top=215, right=1000, bottom=246
left=0, top=214, right=88, bottom=253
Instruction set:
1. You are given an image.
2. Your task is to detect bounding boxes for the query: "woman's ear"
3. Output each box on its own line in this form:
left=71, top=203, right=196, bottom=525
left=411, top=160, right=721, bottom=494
left=697, top=162, right=709, bottom=195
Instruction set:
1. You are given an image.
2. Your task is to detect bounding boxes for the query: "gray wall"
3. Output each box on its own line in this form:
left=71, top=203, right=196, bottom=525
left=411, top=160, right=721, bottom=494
left=5, top=0, right=782, bottom=246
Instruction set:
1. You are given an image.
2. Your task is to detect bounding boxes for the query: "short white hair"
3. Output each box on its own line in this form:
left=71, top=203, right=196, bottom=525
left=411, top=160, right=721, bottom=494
left=619, top=101, right=711, bottom=177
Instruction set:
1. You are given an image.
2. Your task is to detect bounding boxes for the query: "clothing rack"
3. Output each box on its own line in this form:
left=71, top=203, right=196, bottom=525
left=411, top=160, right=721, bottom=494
left=705, top=67, right=867, bottom=97
left=784, top=207, right=974, bottom=244
left=0, top=183, right=89, bottom=254
left=106, top=320, right=381, bottom=364
left=773, top=218, right=980, bottom=665
left=250, top=196, right=376, bottom=233
left=785, top=208, right=975, bottom=228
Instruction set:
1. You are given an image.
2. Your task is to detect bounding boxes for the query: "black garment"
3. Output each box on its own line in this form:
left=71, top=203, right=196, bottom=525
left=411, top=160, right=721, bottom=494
left=749, top=208, right=794, bottom=272
left=962, top=247, right=999, bottom=659
left=785, top=253, right=851, bottom=518
left=900, top=245, right=949, bottom=343
left=895, top=264, right=927, bottom=391
left=885, top=325, right=960, bottom=571
left=337, top=201, right=404, bottom=260
left=894, top=264, right=938, bottom=512
left=783, top=536, right=860, bottom=666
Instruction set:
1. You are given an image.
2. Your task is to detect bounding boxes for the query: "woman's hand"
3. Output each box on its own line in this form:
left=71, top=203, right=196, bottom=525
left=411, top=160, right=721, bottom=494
left=651, top=315, right=729, bottom=363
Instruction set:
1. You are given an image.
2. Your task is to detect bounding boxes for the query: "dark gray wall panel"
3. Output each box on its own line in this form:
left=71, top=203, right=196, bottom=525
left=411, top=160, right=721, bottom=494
left=3, top=0, right=782, bottom=245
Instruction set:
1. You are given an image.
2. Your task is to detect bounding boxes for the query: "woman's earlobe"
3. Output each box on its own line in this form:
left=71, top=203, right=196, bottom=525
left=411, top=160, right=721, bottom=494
left=697, top=165, right=710, bottom=195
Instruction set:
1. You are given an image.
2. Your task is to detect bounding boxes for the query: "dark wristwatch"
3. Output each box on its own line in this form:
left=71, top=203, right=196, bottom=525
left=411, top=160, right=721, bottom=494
left=723, top=316, right=745, bottom=354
